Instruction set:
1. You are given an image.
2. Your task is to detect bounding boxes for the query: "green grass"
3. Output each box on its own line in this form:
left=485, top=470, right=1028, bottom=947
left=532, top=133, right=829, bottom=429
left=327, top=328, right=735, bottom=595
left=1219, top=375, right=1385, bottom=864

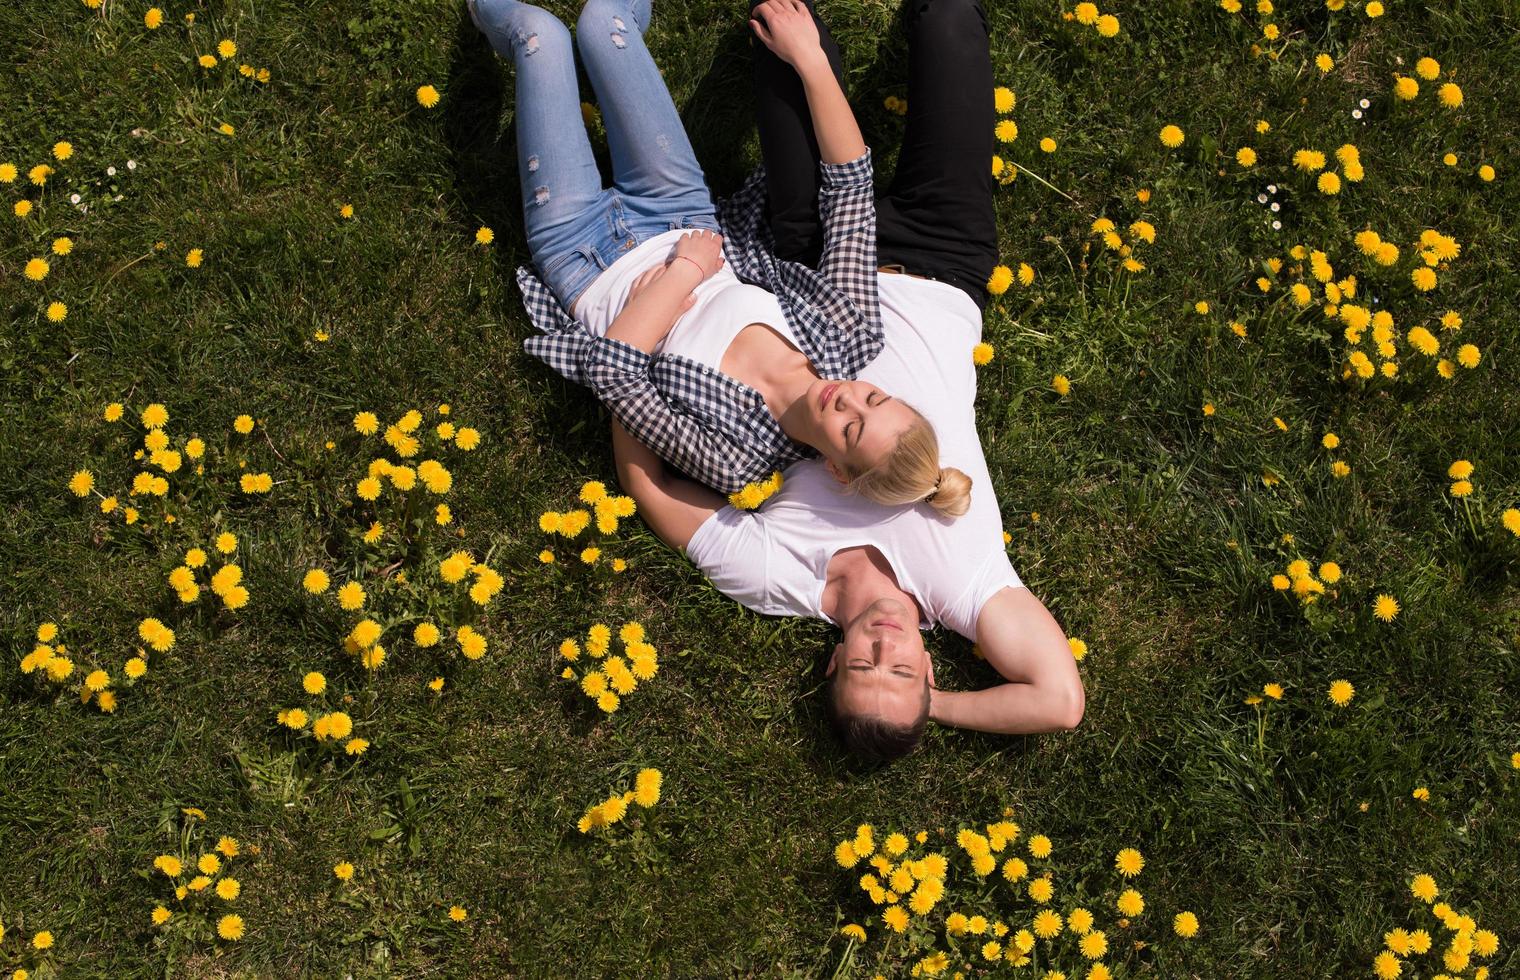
left=3, top=0, right=1519, bottom=976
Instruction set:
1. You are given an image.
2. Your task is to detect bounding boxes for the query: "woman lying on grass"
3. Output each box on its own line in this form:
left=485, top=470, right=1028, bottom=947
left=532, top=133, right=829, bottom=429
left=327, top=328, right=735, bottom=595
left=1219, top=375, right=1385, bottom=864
left=469, top=0, right=972, bottom=517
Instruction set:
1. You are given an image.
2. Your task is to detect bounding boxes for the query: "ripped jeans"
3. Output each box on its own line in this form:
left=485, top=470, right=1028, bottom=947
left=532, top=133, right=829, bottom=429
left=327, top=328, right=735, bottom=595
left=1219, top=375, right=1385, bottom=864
left=472, top=0, right=722, bottom=313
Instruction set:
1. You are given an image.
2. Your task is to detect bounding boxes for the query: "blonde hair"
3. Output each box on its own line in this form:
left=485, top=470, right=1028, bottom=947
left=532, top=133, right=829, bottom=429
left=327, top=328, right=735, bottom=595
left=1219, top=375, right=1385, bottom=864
left=844, top=410, right=972, bottom=518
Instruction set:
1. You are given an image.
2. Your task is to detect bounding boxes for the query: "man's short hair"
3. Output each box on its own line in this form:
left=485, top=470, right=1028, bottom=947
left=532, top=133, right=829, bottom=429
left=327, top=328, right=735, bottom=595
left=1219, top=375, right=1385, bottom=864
left=827, top=675, right=931, bottom=762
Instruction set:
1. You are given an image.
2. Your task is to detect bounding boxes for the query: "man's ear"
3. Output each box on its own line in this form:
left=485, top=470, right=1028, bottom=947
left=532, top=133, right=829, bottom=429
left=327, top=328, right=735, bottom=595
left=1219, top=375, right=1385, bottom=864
left=825, top=642, right=843, bottom=677
left=925, top=642, right=937, bottom=687
left=825, top=458, right=849, bottom=485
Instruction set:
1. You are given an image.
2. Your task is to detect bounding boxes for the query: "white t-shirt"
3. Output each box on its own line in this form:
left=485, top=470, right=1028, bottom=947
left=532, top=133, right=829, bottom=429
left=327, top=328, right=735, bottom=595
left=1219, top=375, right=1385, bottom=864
left=571, top=229, right=800, bottom=372
left=685, top=273, right=1023, bottom=640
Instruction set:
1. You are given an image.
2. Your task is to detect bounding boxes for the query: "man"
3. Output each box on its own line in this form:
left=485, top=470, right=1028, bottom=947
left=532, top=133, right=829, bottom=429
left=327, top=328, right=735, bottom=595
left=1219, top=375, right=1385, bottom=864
left=607, top=0, right=1083, bottom=761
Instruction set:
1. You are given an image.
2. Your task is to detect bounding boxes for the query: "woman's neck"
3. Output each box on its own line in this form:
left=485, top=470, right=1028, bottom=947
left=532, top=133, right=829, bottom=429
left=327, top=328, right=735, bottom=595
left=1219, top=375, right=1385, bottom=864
left=718, top=324, right=819, bottom=446
left=752, top=359, right=818, bottom=445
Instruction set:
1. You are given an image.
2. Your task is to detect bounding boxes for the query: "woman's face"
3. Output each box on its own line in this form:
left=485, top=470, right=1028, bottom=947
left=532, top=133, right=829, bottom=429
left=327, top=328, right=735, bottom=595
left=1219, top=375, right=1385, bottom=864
left=799, top=379, right=917, bottom=477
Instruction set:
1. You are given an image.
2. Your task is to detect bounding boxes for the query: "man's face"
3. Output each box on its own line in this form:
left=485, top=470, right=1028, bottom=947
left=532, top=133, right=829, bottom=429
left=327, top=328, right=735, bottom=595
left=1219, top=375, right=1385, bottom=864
left=826, top=596, right=934, bottom=727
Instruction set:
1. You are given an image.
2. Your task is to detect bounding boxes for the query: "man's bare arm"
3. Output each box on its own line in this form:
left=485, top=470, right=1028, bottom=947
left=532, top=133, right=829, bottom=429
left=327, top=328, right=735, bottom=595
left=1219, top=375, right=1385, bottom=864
left=928, top=587, right=1085, bottom=735
left=610, top=420, right=726, bottom=552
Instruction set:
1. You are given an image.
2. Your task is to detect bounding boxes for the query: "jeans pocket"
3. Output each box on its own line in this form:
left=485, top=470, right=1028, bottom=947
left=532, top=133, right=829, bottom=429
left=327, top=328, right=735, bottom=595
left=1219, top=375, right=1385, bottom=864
left=538, top=245, right=604, bottom=312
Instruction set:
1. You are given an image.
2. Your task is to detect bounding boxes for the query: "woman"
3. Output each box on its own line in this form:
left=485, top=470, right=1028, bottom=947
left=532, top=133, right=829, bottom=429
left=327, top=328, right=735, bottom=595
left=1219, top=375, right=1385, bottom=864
left=469, top=0, right=970, bottom=515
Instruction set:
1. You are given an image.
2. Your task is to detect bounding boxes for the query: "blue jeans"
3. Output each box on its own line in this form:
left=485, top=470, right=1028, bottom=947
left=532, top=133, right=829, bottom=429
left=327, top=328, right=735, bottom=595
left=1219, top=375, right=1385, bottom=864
left=472, top=0, right=722, bottom=312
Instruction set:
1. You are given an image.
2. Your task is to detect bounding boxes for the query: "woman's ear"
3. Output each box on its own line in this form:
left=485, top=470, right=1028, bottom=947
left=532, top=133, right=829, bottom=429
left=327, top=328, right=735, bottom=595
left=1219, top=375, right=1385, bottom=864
left=825, top=458, right=849, bottom=485
left=825, top=642, right=843, bottom=677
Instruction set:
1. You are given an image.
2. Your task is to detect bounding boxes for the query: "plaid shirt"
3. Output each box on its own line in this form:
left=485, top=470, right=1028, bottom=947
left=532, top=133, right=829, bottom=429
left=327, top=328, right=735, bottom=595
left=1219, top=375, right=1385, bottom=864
left=519, top=150, right=882, bottom=494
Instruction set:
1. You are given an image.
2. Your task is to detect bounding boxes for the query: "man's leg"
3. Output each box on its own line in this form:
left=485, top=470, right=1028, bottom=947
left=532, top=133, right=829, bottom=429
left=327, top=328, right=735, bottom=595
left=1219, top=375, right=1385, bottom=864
left=876, top=0, right=998, bottom=309
left=749, top=0, right=848, bottom=265
left=576, top=0, right=719, bottom=231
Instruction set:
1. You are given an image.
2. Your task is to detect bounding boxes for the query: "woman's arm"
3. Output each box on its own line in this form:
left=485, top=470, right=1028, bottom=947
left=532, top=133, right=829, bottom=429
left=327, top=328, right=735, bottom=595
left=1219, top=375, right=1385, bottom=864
left=751, top=1, right=879, bottom=332
left=750, top=0, right=865, bottom=164
left=604, top=231, right=724, bottom=353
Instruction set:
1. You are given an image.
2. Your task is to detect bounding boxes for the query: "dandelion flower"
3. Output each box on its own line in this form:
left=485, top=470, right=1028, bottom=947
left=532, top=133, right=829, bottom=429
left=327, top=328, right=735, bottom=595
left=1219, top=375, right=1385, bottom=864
left=995, top=120, right=1018, bottom=143
left=217, top=914, right=244, bottom=940
left=1478, top=164, right=1495, bottom=181
left=987, top=265, right=1014, bottom=294
left=1328, top=679, right=1355, bottom=706
left=417, top=85, right=441, bottom=108
left=302, top=569, right=330, bottom=594
left=994, top=87, right=1016, bottom=112
left=1174, top=911, right=1200, bottom=937
left=972, top=343, right=995, bottom=366
left=1095, top=13, right=1120, bottom=35
left=1051, top=375, right=1071, bottom=396
left=1438, top=83, right=1463, bottom=107
left=1033, top=909, right=1063, bottom=938
left=334, top=861, right=355, bottom=880
left=1394, top=76, right=1419, bottom=100
left=1373, top=594, right=1400, bottom=621
left=1317, top=171, right=1341, bottom=195
left=1457, top=343, right=1481, bottom=368
left=337, top=581, right=365, bottom=611
left=634, top=768, right=662, bottom=806
left=1115, top=848, right=1144, bottom=877
left=475, top=226, right=494, bottom=245
left=1159, top=125, right=1184, bottom=148
left=1236, top=147, right=1257, bottom=167
left=1116, top=888, right=1145, bottom=915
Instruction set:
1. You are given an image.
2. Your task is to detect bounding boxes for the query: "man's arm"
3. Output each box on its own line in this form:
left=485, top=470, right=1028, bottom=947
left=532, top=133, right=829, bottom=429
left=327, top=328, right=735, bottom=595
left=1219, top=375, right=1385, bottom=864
left=611, top=419, right=727, bottom=552
left=928, top=587, right=1085, bottom=735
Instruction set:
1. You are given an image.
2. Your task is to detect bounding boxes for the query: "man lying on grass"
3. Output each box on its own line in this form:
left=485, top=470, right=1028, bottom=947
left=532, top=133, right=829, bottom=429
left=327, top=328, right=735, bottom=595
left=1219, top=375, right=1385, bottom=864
left=609, top=0, right=1083, bottom=761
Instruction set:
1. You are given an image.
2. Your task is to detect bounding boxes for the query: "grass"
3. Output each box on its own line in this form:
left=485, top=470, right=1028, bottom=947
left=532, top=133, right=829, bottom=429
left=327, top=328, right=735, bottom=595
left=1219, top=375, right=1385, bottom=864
left=2, top=0, right=1519, bottom=976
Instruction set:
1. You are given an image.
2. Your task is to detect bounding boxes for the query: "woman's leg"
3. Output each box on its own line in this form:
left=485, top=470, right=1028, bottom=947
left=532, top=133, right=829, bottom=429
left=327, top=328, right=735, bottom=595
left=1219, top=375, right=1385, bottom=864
left=875, top=0, right=998, bottom=309
left=575, top=0, right=720, bottom=234
left=748, top=0, right=847, bottom=265
left=472, top=0, right=609, bottom=285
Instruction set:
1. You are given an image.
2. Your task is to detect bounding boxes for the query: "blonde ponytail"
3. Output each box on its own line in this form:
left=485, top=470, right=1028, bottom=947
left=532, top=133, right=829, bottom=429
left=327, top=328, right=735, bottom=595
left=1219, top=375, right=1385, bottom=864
left=845, top=409, right=972, bottom=518
left=924, top=465, right=972, bottom=518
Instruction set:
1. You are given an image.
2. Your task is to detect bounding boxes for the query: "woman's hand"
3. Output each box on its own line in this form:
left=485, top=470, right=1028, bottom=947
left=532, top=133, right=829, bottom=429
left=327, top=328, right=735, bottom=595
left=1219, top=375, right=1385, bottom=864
left=670, top=229, right=725, bottom=281
left=749, top=0, right=824, bottom=72
left=627, top=263, right=697, bottom=315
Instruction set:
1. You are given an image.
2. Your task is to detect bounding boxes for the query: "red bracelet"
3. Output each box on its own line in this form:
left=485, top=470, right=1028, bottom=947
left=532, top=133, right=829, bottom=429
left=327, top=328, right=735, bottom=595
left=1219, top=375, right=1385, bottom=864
left=671, top=255, right=707, bottom=279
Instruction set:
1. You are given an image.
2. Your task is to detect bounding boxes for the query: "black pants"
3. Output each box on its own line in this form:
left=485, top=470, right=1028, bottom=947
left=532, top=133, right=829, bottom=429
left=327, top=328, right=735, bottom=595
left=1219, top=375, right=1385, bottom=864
left=750, top=0, right=998, bottom=310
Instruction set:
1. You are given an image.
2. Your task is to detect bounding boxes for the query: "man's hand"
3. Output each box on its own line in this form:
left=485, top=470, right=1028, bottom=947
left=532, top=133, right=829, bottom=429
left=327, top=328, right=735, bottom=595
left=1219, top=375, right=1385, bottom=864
left=749, top=0, right=825, bottom=72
